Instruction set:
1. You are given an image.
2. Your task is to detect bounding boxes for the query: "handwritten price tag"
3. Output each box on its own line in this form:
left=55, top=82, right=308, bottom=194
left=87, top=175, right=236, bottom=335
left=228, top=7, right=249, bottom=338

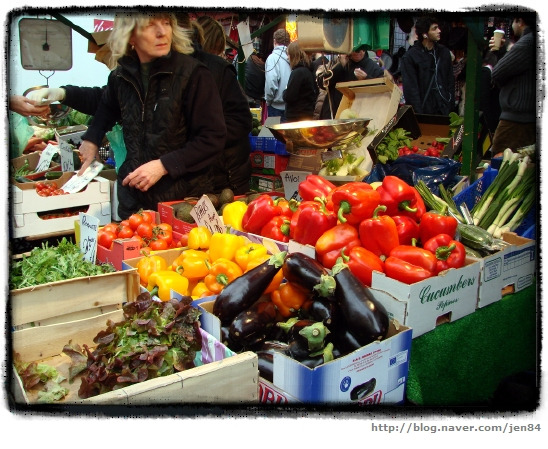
left=35, top=144, right=59, bottom=172
left=190, top=195, right=225, bottom=234
left=79, top=212, right=100, bottom=263
left=62, top=160, right=104, bottom=194
left=280, top=170, right=311, bottom=201
left=59, top=140, right=75, bottom=172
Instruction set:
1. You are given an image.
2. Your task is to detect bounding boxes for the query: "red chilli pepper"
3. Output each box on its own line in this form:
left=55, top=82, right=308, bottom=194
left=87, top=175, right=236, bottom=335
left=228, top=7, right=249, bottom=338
left=260, top=215, right=291, bottom=243
left=384, top=256, right=434, bottom=284
left=315, top=222, right=361, bottom=269
left=343, top=246, right=385, bottom=287
left=331, top=182, right=381, bottom=225
left=377, top=175, right=419, bottom=218
left=242, top=194, right=282, bottom=234
left=298, top=174, right=336, bottom=205
left=418, top=211, right=458, bottom=245
left=389, top=244, right=438, bottom=274
left=422, top=233, right=467, bottom=274
left=391, top=215, right=420, bottom=246
left=290, top=198, right=338, bottom=247
left=358, top=205, right=400, bottom=260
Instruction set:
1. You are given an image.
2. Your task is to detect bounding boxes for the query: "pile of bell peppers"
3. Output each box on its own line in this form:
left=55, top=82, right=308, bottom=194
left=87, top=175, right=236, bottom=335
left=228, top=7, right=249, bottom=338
left=239, top=175, right=466, bottom=285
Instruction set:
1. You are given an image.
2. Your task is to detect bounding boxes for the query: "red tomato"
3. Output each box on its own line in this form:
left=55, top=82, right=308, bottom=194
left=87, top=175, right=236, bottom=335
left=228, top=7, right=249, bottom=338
left=140, top=211, right=154, bottom=224
left=117, top=225, right=134, bottom=239
left=176, top=232, right=189, bottom=247
left=103, top=223, right=119, bottom=236
left=155, top=223, right=173, bottom=245
left=132, top=234, right=147, bottom=248
left=149, top=238, right=168, bottom=251
left=136, top=222, right=154, bottom=240
left=98, top=230, right=116, bottom=249
left=128, top=213, right=144, bottom=231
left=120, top=219, right=130, bottom=228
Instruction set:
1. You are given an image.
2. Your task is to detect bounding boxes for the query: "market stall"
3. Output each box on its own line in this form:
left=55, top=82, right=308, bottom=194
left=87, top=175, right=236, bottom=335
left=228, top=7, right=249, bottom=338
left=7, top=8, right=539, bottom=411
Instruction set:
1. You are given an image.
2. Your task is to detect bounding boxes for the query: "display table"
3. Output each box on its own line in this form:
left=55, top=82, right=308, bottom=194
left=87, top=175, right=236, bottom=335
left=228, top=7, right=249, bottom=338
left=406, top=283, right=538, bottom=406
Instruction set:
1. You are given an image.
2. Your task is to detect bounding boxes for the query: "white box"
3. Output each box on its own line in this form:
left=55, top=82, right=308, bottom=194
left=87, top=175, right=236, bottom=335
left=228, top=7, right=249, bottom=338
left=371, top=259, right=481, bottom=338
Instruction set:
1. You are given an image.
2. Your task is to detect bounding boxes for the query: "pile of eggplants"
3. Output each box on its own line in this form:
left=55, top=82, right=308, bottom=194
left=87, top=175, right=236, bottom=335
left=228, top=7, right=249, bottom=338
left=212, top=251, right=390, bottom=382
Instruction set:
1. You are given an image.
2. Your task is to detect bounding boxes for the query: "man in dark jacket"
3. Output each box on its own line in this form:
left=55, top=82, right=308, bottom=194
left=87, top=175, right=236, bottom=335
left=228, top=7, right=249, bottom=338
left=489, top=15, right=536, bottom=157
left=401, top=16, right=454, bottom=115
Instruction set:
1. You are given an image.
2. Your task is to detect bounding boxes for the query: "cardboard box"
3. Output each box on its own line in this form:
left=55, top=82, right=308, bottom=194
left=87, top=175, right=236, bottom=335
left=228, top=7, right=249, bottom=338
left=250, top=151, right=289, bottom=175
left=249, top=135, right=289, bottom=155
left=55, top=125, right=88, bottom=145
left=193, top=291, right=413, bottom=405
left=11, top=172, right=110, bottom=215
left=96, top=238, right=141, bottom=271
left=371, top=259, right=481, bottom=339
left=11, top=151, right=61, bottom=181
left=249, top=174, right=283, bottom=193
left=157, top=200, right=197, bottom=234
left=10, top=274, right=258, bottom=405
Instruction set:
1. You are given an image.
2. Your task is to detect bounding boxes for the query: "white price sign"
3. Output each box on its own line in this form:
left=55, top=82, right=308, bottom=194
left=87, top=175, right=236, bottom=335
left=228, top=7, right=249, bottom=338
left=79, top=212, right=100, bottom=263
left=35, top=144, right=59, bottom=172
left=280, top=170, right=312, bottom=201
left=59, top=140, right=75, bottom=172
left=62, top=160, right=104, bottom=194
left=190, top=194, right=225, bottom=234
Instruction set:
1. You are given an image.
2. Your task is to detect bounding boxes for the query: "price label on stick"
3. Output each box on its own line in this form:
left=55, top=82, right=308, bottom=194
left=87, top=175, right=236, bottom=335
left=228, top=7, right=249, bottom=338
left=59, top=140, right=75, bottom=172
left=35, top=144, right=59, bottom=172
left=190, top=195, right=226, bottom=234
left=62, top=160, right=104, bottom=194
left=79, top=212, right=100, bottom=263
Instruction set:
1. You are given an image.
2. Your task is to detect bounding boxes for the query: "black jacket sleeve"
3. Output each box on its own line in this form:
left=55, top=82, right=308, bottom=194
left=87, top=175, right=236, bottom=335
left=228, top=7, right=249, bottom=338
left=61, top=85, right=105, bottom=116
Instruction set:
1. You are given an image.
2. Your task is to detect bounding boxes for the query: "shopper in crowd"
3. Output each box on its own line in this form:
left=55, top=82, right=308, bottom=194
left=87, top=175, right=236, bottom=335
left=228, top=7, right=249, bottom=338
left=282, top=41, right=317, bottom=122
left=489, top=15, right=536, bottom=157
left=400, top=16, right=454, bottom=115
left=196, top=15, right=227, bottom=58
left=9, top=95, right=50, bottom=117
left=74, top=12, right=226, bottom=219
left=244, top=52, right=266, bottom=108
left=264, top=28, right=291, bottom=121
left=317, top=44, right=389, bottom=119
left=479, top=51, right=501, bottom=137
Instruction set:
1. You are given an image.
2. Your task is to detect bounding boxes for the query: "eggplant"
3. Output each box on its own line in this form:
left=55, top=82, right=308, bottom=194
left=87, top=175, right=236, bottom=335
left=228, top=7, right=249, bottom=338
left=277, top=318, right=330, bottom=361
left=299, top=342, right=335, bottom=369
left=350, top=378, right=376, bottom=401
left=282, top=252, right=336, bottom=298
left=300, top=295, right=339, bottom=327
left=329, top=327, right=364, bottom=356
left=331, top=261, right=389, bottom=347
left=256, top=342, right=289, bottom=382
left=228, top=299, right=278, bottom=349
left=221, top=325, right=243, bottom=352
left=213, top=251, right=286, bottom=325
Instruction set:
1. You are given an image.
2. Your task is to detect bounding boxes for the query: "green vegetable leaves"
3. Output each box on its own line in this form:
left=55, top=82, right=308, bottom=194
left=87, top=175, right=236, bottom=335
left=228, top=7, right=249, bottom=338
left=375, top=127, right=412, bottom=163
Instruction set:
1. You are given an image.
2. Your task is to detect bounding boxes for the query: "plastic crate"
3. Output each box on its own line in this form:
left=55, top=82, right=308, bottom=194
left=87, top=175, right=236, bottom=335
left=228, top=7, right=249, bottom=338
left=249, top=135, right=289, bottom=156
left=453, top=166, right=536, bottom=238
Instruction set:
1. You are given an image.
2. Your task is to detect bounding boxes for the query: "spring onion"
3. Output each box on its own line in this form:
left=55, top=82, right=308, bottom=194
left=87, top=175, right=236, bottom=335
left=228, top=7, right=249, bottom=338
left=415, top=180, right=449, bottom=214
left=497, top=188, right=536, bottom=236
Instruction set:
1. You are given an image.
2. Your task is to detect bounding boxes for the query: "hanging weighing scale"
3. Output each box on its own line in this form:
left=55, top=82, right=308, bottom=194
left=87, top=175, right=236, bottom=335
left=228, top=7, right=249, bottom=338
left=18, top=17, right=73, bottom=126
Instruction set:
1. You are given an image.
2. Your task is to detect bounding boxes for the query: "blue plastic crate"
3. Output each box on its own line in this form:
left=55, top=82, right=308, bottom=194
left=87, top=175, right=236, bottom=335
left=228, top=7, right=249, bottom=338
left=453, top=166, right=536, bottom=238
left=248, top=135, right=288, bottom=156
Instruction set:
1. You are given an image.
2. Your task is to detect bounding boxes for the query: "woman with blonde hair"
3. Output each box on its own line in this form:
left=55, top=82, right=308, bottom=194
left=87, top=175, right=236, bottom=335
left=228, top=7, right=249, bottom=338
left=282, top=41, right=317, bottom=122
left=76, top=11, right=226, bottom=219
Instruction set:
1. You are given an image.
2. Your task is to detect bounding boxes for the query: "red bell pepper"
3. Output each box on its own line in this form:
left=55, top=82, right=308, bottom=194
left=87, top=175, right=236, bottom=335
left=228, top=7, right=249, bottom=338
left=298, top=174, right=336, bottom=205
left=358, top=205, right=400, bottom=260
left=343, top=246, right=384, bottom=287
left=422, top=233, right=467, bottom=274
left=384, top=256, right=434, bottom=284
left=389, top=244, right=437, bottom=274
left=241, top=194, right=282, bottom=234
left=391, top=215, right=420, bottom=246
left=274, top=197, right=299, bottom=218
left=331, top=182, right=381, bottom=225
left=418, top=211, right=458, bottom=244
left=399, top=188, right=426, bottom=222
left=260, top=216, right=291, bottom=242
left=290, top=198, right=337, bottom=247
left=315, top=222, right=361, bottom=269
left=377, top=175, right=420, bottom=218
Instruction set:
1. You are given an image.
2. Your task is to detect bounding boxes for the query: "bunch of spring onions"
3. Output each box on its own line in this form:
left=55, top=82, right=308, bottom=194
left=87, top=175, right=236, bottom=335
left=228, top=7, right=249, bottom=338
left=471, top=148, right=535, bottom=238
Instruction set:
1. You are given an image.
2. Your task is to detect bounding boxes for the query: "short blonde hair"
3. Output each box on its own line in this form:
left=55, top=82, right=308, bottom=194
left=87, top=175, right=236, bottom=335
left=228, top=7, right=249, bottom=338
left=108, top=12, right=194, bottom=67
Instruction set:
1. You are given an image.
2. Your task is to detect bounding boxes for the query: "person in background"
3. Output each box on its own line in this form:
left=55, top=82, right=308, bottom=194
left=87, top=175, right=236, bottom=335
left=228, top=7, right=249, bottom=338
left=264, top=28, right=291, bottom=121
left=9, top=95, right=50, bottom=117
left=244, top=52, right=266, bottom=108
left=489, top=15, right=536, bottom=157
left=195, top=15, right=226, bottom=58
left=317, top=44, right=389, bottom=119
left=282, top=41, right=317, bottom=122
left=400, top=16, right=454, bottom=115
left=479, top=51, right=501, bottom=137
left=74, top=12, right=226, bottom=219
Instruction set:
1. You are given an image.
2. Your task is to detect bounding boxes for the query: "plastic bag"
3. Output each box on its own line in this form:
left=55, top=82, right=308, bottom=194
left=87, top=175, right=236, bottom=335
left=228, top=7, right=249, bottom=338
left=364, top=154, right=461, bottom=196
left=9, top=112, right=34, bottom=159
left=106, top=123, right=126, bottom=174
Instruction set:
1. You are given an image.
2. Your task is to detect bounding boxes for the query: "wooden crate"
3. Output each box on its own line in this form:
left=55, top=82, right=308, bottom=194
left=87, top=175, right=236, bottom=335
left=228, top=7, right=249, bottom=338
left=10, top=271, right=259, bottom=405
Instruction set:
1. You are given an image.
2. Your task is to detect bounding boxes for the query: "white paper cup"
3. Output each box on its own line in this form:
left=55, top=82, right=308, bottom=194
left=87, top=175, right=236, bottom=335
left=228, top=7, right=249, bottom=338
left=493, top=30, right=505, bottom=50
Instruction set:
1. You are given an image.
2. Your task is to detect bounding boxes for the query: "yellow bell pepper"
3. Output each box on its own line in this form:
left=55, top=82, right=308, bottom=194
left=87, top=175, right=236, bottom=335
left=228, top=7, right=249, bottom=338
left=234, top=242, right=268, bottom=271
left=222, top=200, right=248, bottom=231
left=191, top=281, right=214, bottom=299
left=136, top=254, right=169, bottom=287
left=147, top=270, right=189, bottom=302
left=208, top=231, right=245, bottom=262
left=204, top=258, right=243, bottom=294
left=187, top=226, right=212, bottom=250
left=172, top=249, right=211, bottom=280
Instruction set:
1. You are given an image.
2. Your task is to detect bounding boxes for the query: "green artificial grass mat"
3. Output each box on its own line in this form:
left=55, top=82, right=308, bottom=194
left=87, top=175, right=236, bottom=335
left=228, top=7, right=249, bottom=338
left=406, top=283, right=538, bottom=406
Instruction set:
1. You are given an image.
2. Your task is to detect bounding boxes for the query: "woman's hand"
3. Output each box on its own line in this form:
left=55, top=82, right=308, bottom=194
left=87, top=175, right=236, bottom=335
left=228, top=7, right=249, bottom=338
left=77, top=140, right=99, bottom=175
left=9, top=95, right=50, bottom=117
left=122, top=159, right=168, bottom=192
left=353, top=68, right=367, bottom=80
